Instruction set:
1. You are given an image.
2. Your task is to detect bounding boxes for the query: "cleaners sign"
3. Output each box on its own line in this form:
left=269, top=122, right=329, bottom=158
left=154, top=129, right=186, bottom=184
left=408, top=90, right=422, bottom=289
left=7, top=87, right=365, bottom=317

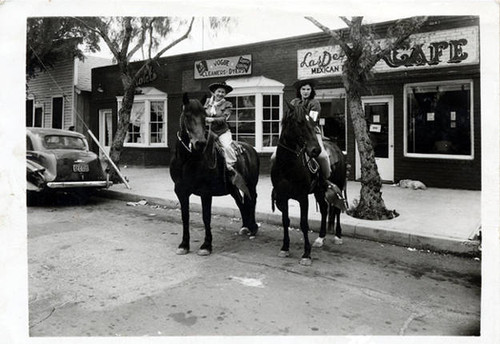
left=194, top=54, right=252, bottom=79
left=297, top=26, right=479, bottom=79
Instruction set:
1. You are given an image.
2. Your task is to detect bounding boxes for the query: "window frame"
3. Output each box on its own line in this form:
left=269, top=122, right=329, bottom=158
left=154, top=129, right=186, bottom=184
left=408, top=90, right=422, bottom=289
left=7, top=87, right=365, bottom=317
left=226, top=87, right=283, bottom=153
left=116, top=93, right=168, bottom=148
left=403, top=80, right=474, bottom=160
left=51, top=95, right=64, bottom=129
left=316, top=88, right=348, bottom=154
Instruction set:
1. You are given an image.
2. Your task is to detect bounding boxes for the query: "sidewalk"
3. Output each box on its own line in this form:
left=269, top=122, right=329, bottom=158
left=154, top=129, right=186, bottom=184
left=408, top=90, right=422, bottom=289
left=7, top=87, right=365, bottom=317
left=99, top=166, right=481, bottom=255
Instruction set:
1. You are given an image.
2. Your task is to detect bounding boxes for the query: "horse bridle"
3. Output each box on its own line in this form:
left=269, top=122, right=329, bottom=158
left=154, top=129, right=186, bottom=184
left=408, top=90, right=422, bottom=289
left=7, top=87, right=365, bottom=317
left=177, top=110, right=213, bottom=154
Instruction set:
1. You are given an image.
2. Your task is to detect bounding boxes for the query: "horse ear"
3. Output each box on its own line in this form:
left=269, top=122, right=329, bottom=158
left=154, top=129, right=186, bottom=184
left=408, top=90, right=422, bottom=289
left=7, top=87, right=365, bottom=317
left=200, top=93, right=209, bottom=105
left=182, top=93, right=190, bottom=106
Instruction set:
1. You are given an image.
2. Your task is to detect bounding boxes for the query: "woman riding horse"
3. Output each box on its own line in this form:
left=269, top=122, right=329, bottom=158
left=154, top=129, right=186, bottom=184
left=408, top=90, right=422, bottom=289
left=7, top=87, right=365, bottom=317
left=170, top=93, right=260, bottom=256
left=271, top=100, right=347, bottom=266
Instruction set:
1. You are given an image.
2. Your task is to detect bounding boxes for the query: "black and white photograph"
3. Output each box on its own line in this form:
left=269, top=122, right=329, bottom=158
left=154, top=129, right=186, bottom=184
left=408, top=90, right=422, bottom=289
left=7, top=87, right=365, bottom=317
left=1, top=0, right=499, bottom=343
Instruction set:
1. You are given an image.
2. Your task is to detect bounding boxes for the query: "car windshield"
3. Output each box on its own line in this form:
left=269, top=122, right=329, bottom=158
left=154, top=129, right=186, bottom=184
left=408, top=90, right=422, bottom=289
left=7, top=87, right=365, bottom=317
left=43, top=135, right=87, bottom=150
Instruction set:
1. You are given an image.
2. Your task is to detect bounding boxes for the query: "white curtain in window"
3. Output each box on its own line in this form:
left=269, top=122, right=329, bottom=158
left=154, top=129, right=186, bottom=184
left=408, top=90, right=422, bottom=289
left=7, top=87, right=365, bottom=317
left=130, top=103, right=145, bottom=126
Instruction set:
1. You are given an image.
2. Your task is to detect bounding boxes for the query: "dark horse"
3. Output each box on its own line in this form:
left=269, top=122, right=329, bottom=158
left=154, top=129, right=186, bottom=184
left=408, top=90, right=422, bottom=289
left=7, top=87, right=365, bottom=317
left=170, top=93, right=260, bottom=256
left=271, top=101, right=347, bottom=266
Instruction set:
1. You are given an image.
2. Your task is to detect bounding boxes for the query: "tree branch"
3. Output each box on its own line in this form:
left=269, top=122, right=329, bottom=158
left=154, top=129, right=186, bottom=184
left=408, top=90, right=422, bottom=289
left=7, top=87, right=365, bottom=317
left=73, top=17, right=121, bottom=59
left=127, top=19, right=150, bottom=60
left=132, top=17, right=195, bottom=82
left=339, top=16, right=351, bottom=26
left=305, top=16, right=352, bottom=56
left=153, top=17, right=195, bottom=59
left=120, top=17, right=133, bottom=61
left=362, top=16, right=428, bottom=73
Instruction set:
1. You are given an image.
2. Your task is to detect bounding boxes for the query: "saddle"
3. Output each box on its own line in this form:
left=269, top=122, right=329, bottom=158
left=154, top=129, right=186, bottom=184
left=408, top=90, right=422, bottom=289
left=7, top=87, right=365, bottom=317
left=304, top=143, right=347, bottom=212
left=214, top=140, right=251, bottom=200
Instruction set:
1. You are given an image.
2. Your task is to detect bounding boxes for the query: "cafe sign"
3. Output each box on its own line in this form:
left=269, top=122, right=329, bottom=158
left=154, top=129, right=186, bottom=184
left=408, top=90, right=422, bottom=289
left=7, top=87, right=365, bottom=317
left=297, top=26, right=479, bottom=79
left=194, top=54, right=252, bottom=79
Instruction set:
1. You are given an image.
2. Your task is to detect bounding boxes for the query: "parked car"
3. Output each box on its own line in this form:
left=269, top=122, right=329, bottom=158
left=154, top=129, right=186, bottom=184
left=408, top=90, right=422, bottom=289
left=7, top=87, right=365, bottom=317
left=26, top=128, right=111, bottom=203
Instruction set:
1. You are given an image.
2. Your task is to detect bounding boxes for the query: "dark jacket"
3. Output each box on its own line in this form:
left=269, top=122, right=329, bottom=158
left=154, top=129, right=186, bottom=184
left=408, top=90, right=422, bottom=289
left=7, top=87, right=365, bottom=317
left=290, top=98, right=322, bottom=134
left=204, top=98, right=233, bottom=136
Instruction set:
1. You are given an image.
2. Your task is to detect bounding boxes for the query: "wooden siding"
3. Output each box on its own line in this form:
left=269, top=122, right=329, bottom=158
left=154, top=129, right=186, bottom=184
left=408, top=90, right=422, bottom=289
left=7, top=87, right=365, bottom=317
left=27, top=59, right=75, bottom=129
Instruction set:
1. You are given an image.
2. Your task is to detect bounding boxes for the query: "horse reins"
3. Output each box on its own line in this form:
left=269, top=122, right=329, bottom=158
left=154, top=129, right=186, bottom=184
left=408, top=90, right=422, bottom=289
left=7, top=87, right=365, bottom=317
left=177, top=116, right=217, bottom=169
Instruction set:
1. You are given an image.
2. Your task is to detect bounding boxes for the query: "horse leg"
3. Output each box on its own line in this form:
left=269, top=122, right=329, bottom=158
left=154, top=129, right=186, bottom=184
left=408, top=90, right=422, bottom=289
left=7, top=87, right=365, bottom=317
left=298, top=197, right=312, bottom=266
left=198, top=195, right=213, bottom=256
left=176, top=191, right=190, bottom=255
left=333, top=208, right=343, bottom=245
left=313, top=193, right=328, bottom=248
left=277, top=198, right=290, bottom=258
left=231, top=188, right=258, bottom=238
left=243, top=188, right=259, bottom=237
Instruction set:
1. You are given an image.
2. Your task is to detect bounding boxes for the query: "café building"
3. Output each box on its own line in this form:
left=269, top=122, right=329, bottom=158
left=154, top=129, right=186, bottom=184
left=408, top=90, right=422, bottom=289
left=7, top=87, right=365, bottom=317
left=90, top=15, right=480, bottom=189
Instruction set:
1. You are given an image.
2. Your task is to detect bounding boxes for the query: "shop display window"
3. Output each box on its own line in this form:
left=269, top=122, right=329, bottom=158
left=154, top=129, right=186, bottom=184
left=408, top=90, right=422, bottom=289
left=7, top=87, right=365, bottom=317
left=405, top=80, right=473, bottom=159
left=320, top=96, right=347, bottom=152
left=117, top=90, right=168, bottom=147
left=226, top=95, right=256, bottom=146
left=225, top=93, right=282, bottom=151
left=262, top=95, right=280, bottom=148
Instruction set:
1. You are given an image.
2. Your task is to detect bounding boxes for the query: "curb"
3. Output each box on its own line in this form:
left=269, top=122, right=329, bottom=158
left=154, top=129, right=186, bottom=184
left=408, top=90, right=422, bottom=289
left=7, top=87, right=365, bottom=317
left=98, top=189, right=480, bottom=257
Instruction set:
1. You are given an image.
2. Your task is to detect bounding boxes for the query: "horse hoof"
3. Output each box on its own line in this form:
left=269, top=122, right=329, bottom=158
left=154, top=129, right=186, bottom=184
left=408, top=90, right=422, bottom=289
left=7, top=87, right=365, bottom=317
left=197, top=249, right=211, bottom=256
left=333, top=236, right=343, bottom=245
left=176, top=248, right=189, bottom=255
left=278, top=250, right=290, bottom=258
left=299, top=258, right=312, bottom=266
left=239, top=227, right=250, bottom=235
left=313, top=237, right=326, bottom=248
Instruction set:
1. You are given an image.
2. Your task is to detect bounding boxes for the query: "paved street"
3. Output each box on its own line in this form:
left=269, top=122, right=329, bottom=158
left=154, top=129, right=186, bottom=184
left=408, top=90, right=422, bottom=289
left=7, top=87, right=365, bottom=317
left=28, top=195, right=481, bottom=336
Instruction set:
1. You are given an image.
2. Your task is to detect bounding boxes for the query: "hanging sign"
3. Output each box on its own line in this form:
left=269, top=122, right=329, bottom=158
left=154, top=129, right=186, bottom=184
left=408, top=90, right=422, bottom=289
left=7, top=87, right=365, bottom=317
left=194, top=55, right=252, bottom=79
left=297, top=26, right=479, bottom=79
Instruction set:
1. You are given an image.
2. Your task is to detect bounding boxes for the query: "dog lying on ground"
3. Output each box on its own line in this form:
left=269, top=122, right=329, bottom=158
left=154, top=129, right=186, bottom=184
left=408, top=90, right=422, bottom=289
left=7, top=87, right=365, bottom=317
left=397, top=179, right=427, bottom=190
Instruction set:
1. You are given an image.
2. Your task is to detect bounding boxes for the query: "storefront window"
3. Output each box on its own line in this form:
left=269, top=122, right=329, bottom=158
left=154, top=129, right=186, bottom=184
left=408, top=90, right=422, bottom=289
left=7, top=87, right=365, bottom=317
left=262, top=95, right=280, bottom=147
left=150, top=101, right=165, bottom=144
left=117, top=88, right=168, bottom=147
left=405, top=81, right=473, bottom=158
left=226, top=95, right=256, bottom=146
left=127, top=102, right=145, bottom=143
left=225, top=76, right=284, bottom=152
left=320, top=96, right=347, bottom=152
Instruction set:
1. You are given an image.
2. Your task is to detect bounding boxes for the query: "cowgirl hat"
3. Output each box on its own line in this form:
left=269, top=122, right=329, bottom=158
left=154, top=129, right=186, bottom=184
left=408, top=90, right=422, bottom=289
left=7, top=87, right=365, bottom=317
left=208, top=81, right=233, bottom=94
left=293, top=78, right=317, bottom=90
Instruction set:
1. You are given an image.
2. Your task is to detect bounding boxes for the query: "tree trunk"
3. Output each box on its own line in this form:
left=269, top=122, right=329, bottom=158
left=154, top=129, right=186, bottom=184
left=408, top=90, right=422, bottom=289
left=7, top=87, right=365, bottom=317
left=108, top=70, right=136, bottom=182
left=346, top=86, right=398, bottom=220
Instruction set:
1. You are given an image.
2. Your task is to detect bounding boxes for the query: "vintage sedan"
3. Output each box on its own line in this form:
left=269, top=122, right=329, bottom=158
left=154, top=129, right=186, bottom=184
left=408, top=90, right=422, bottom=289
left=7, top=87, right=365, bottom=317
left=27, top=128, right=112, bottom=202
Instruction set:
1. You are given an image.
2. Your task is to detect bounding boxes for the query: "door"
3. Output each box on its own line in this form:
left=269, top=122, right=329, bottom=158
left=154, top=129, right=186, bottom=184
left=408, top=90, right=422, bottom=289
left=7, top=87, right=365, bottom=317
left=355, top=96, right=394, bottom=182
left=99, top=109, right=113, bottom=158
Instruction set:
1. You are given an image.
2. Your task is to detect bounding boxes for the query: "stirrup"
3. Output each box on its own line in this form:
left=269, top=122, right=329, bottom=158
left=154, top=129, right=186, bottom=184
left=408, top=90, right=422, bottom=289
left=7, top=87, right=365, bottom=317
left=324, top=181, right=346, bottom=211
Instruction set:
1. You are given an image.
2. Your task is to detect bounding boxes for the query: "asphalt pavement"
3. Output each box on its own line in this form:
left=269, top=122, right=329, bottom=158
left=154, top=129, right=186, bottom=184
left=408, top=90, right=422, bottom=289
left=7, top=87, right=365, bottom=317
left=99, top=166, right=481, bottom=255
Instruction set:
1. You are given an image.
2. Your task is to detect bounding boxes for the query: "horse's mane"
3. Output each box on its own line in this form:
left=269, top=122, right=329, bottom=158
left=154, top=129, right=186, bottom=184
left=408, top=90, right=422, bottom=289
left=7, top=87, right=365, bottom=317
left=282, top=103, right=309, bottom=129
left=180, top=97, right=206, bottom=133
left=187, top=98, right=206, bottom=115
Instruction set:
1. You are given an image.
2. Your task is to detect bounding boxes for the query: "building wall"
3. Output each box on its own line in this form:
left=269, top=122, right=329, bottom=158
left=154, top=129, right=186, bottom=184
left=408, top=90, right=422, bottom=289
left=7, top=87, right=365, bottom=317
left=27, top=59, right=75, bottom=129
left=90, top=16, right=481, bottom=190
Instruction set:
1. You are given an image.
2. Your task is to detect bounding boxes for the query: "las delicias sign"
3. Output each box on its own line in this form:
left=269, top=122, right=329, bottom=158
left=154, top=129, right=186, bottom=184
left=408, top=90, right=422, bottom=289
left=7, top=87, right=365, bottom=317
left=297, top=26, right=479, bottom=79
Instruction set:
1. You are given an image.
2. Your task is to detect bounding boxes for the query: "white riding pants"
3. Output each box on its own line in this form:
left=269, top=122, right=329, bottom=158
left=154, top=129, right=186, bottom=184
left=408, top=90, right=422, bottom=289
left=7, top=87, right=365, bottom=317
left=218, top=130, right=237, bottom=168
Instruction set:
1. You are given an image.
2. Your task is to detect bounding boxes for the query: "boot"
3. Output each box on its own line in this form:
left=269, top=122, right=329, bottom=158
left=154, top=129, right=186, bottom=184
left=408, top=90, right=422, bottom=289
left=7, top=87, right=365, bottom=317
left=322, top=179, right=346, bottom=212
left=228, top=167, right=251, bottom=201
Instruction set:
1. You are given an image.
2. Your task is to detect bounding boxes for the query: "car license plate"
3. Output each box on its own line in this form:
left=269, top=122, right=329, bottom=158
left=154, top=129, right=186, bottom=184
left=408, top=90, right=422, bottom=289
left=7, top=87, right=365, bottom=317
left=73, top=163, right=89, bottom=172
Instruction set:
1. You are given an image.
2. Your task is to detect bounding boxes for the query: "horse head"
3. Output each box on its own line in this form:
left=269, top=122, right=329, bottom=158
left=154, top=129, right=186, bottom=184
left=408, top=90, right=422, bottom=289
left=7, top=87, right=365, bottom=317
left=181, top=93, right=208, bottom=151
left=281, top=100, right=321, bottom=158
